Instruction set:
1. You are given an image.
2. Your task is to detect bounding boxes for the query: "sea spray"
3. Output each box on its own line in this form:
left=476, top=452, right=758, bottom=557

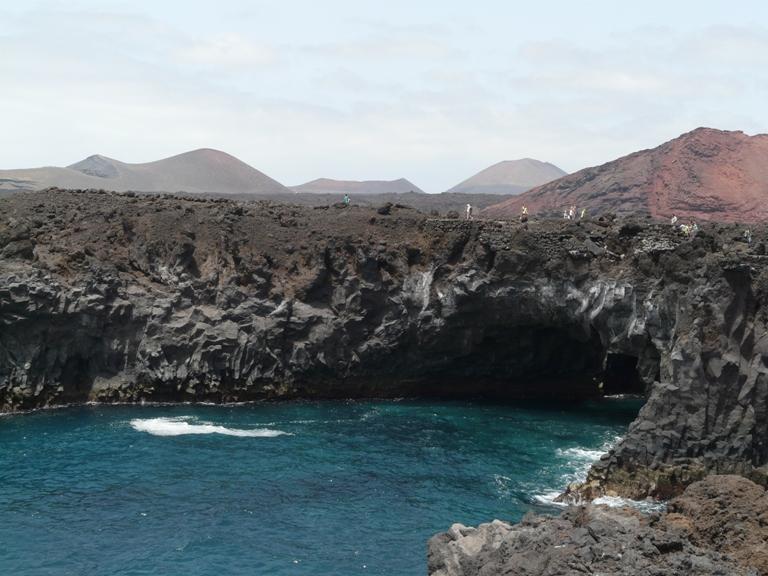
left=130, top=417, right=290, bottom=437
left=534, top=434, right=663, bottom=513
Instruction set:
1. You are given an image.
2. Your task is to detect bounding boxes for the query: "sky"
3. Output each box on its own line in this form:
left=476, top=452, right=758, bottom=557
left=2, top=0, right=768, bottom=191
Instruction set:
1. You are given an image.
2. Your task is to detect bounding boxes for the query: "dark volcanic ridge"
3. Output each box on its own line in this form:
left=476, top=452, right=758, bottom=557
left=0, top=149, right=290, bottom=195
left=483, top=127, right=768, bottom=223
left=430, top=475, right=768, bottom=576
left=4, top=188, right=768, bottom=574
left=3, top=188, right=768, bottom=499
left=447, top=158, right=567, bottom=195
left=221, top=190, right=510, bottom=215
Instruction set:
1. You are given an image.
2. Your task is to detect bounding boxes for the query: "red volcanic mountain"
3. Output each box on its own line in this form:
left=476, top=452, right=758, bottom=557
left=482, top=128, right=768, bottom=223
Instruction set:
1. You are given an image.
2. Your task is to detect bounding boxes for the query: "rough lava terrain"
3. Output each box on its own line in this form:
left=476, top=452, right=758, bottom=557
left=429, top=475, right=768, bottom=576
left=3, top=189, right=768, bottom=573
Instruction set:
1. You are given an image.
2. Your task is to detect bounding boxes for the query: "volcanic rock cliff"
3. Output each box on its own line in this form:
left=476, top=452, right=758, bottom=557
left=2, top=189, right=768, bottom=505
left=429, top=474, right=768, bottom=576
left=483, top=128, right=768, bottom=223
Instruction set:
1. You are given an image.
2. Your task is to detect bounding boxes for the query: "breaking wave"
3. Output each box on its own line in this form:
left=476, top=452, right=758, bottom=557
left=533, top=435, right=664, bottom=513
left=592, top=495, right=666, bottom=513
left=555, top=435, right=623, bottom=484
left=557, top=447, right=606, bottom=461
left=532, top=491, right=568, bottom=507
left=130, top=417, right=290, bottom=438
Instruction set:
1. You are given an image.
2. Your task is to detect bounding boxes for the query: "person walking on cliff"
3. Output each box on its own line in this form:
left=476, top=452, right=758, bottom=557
left=465, top=204, right=473, bottom=220
left=520, top=205, right=529, bottom=223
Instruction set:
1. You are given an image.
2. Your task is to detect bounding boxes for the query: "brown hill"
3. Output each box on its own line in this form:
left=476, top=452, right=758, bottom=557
left=483, top=128, right=768, bottom=223
left=0, top=149, right=290, bottom=195
left=447, top=158, right=566, bottom=195
left=291, top=177, right=424, bottom=195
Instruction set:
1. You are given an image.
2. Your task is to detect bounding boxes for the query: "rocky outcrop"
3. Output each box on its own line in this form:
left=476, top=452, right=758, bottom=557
left=667, top=475, right=768, bottom=573
left=428, top=475, right=766, bottom=576
left=483, top=127, right=768, bottom=223
left=2, top=190, right=768, bottom=502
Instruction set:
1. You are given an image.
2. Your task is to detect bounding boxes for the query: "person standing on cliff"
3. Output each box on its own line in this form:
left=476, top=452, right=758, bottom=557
left=465, top=204, right=473, bottom=220
left=343, top=194, right=350, bottom=206
left=520, top=205, right=528, bottom=223
left=671, top=215, right=678, bottom=226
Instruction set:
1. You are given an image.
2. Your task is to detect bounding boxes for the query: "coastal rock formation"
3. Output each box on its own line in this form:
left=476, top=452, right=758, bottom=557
left=483, top=127, right=768, bottom=222
left=428, top=475, right=766, bottom=576
left=668, top=475, right=768, bottom=573
left=1, top=189, right=768, bottom=502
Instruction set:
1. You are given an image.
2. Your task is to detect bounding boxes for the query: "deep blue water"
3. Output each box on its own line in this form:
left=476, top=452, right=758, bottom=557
left=0, top=398, right=641, bottom=576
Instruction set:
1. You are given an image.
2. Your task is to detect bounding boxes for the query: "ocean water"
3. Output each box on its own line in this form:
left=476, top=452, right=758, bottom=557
left=0, top=398, right=642, bottom=576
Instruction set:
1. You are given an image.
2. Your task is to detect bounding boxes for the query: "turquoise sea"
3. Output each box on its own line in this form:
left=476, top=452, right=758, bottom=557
left=0, top=398, right=642, bottom=575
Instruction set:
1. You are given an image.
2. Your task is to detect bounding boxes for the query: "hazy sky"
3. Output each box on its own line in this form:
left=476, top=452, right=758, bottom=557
left=3, top=1, right=768, bottom=191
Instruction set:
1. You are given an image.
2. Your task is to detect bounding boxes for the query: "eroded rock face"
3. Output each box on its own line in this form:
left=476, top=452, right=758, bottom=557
left=1, top=190, right=768, bottom=499
left=666, top=475, right=768, bottom=574
left=428, top=475, right=766, bottom=576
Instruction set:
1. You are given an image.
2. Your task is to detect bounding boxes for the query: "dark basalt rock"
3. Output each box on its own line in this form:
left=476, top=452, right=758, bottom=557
left=2, top=189, right=768, bottom=504
left=428, top=475, right=765, bottom=576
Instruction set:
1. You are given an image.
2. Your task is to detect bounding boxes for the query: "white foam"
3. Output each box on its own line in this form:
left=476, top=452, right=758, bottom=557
left=360, top=410, right=379, bottom=421
left=532, top=436, right=625, bottom=506
left=533, top=492, right=665, bottom=513
left=130, top=417, right=290, bottom=438
left=492, top=474, right=512, bottom=498
left=531, top=435, right=667, bottom=514
left=593, top=495, right=666, bottom=513
left=532, top=491, right=569, bottom=507
left=557, top=447, right=606, bottom=460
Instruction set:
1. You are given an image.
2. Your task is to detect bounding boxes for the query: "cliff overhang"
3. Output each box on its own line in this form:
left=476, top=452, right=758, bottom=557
left=2, top=189, right=768, bottom=502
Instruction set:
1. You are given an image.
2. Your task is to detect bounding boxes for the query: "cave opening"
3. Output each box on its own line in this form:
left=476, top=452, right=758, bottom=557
left=602, top=353, right=646, bottom=396
left=399, top=324, right=649, bottom=403
left=58, top=355, right=93, bottom=402
left=406, top=324, right=607, bottom=401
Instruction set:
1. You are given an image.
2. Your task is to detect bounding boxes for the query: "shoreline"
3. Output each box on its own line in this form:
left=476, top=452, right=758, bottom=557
left=3, top=189, right=767, bottom=508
